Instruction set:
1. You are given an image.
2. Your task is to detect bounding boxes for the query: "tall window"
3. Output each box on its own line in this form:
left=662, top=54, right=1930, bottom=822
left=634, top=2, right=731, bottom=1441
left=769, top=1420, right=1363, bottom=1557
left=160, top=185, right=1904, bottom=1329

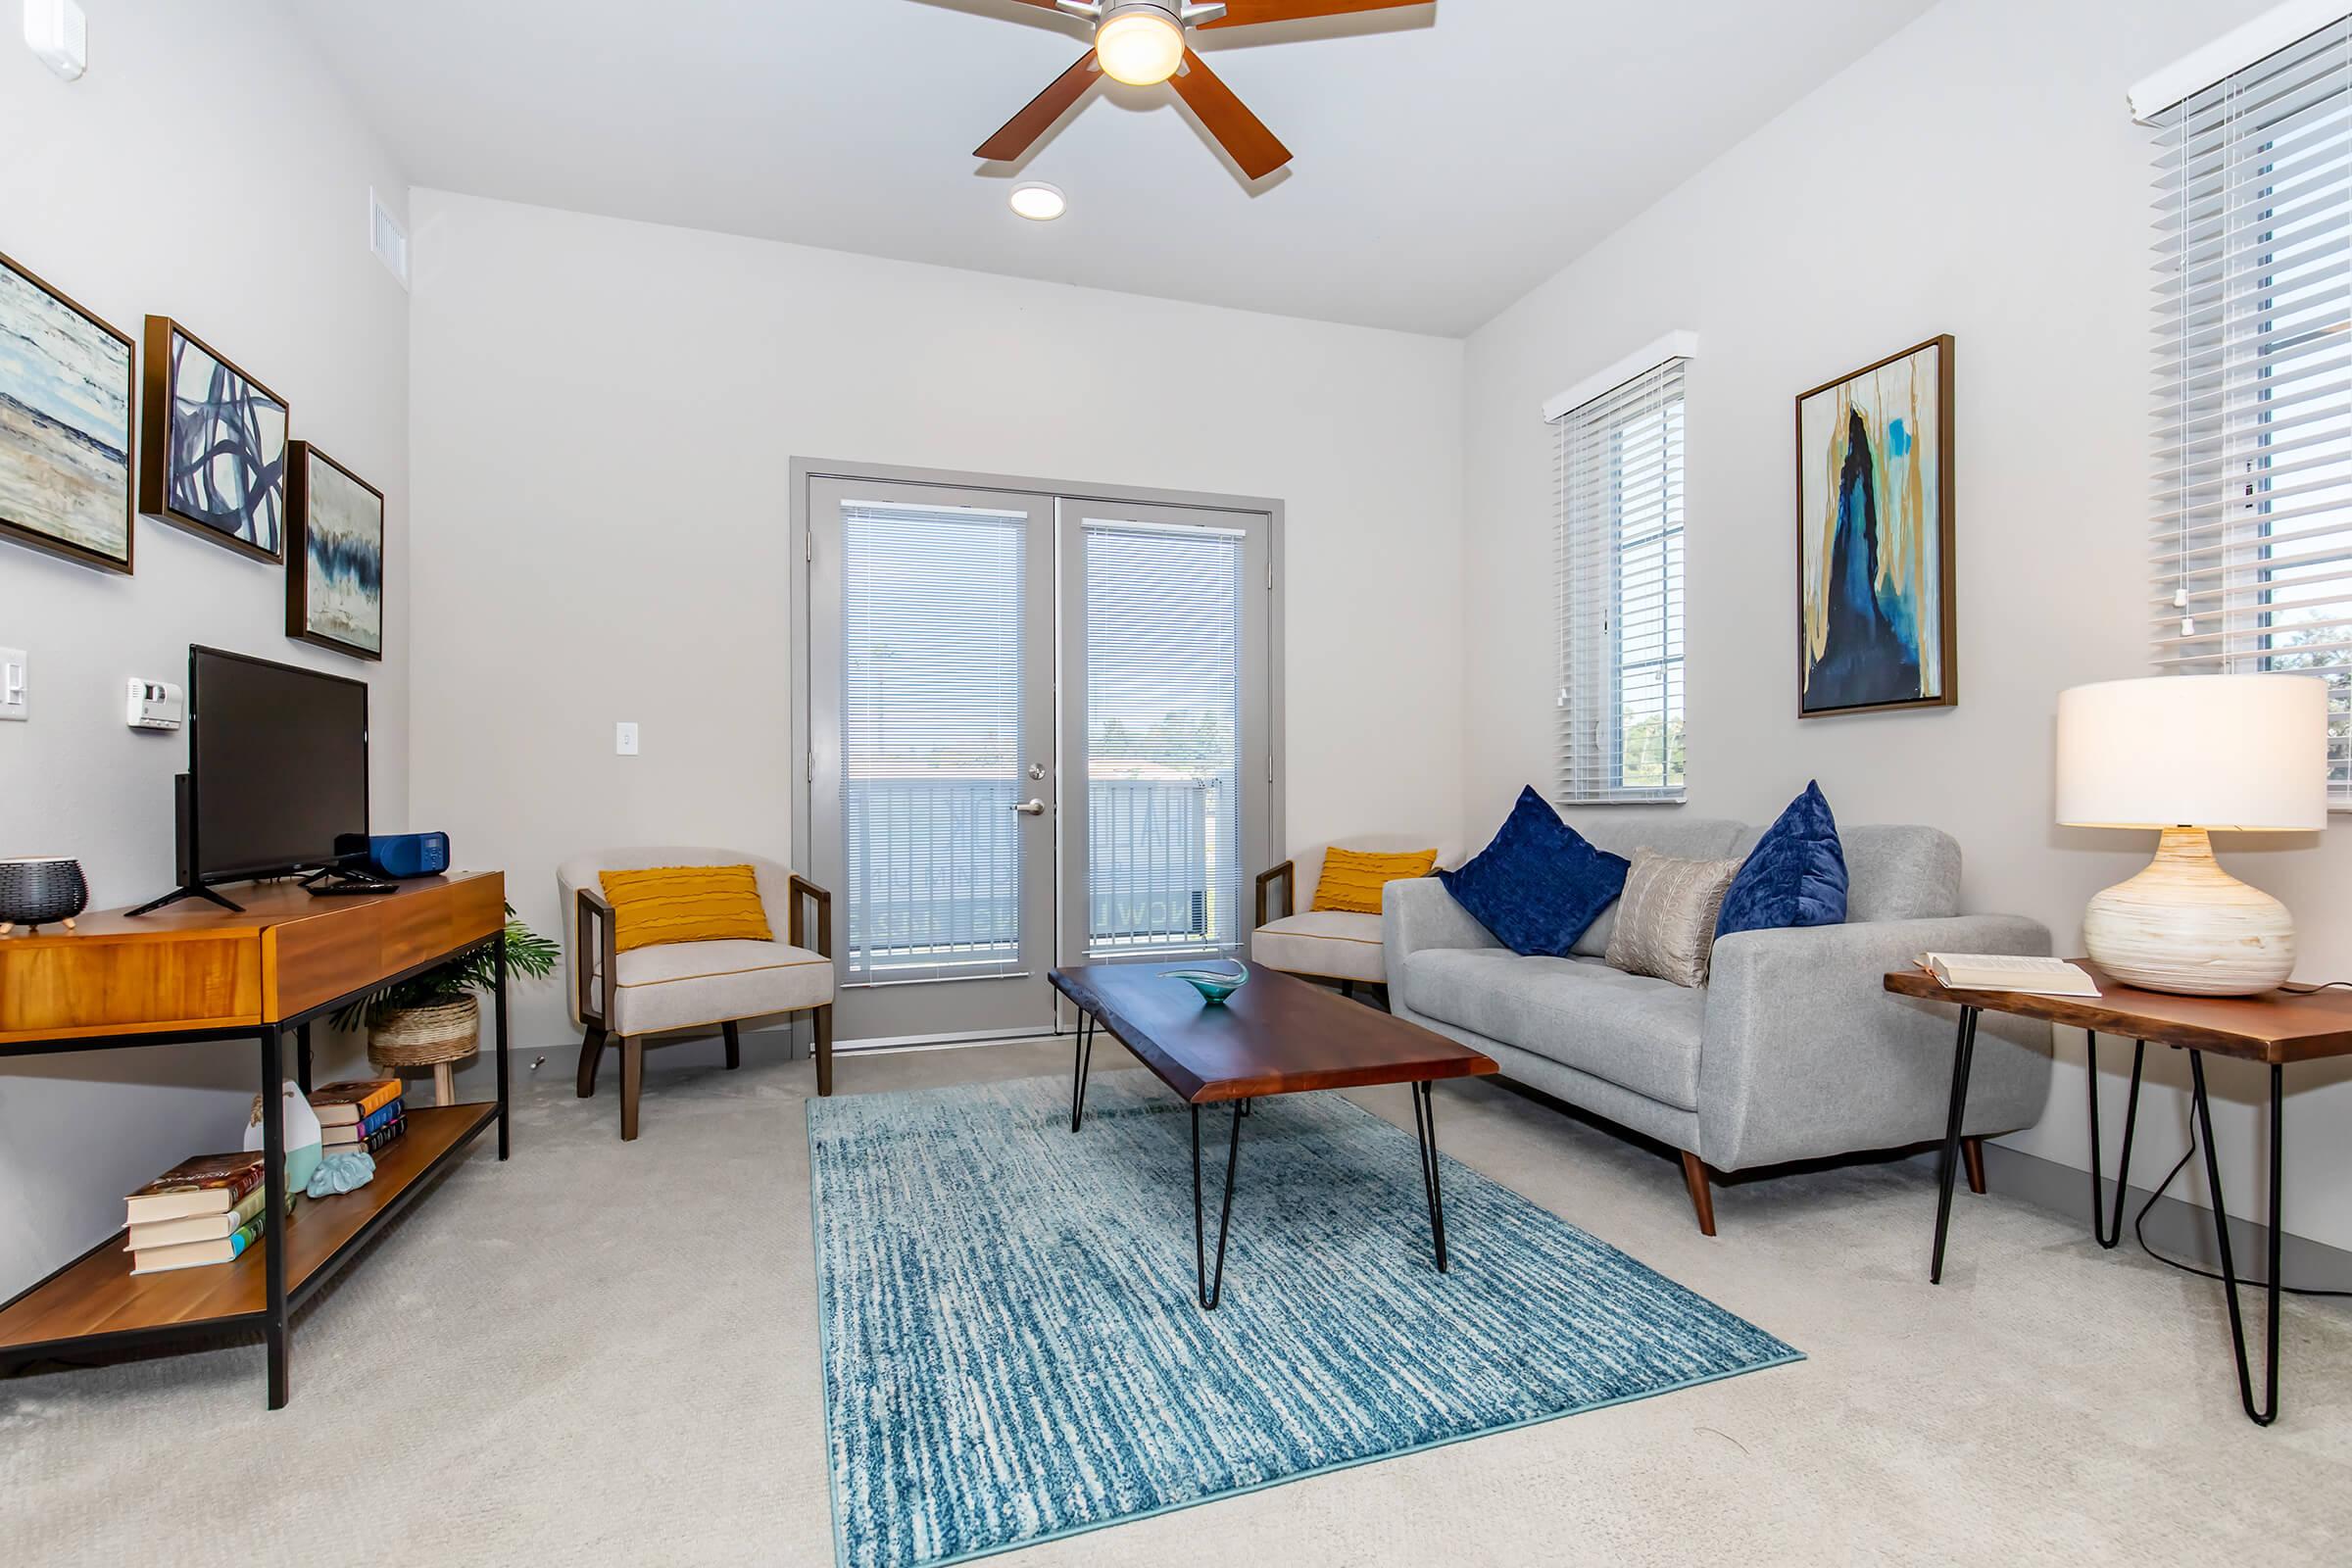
left=2149, top=17, right=2352, bottom=803
left=1554, top=355, right=1688, bottom=804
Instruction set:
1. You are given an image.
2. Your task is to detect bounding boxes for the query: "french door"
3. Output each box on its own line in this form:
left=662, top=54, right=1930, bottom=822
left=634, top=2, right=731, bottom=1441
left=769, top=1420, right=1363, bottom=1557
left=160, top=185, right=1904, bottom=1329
left=802, top=471, right=1274, bottom=1047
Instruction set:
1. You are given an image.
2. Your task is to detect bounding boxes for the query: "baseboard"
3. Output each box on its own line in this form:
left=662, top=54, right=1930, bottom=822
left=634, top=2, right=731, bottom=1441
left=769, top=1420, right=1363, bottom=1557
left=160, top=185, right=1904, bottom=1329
left=1980, top=1142, right=2352, bottom=1293
left=429, top=1023, right=802, bottom=1099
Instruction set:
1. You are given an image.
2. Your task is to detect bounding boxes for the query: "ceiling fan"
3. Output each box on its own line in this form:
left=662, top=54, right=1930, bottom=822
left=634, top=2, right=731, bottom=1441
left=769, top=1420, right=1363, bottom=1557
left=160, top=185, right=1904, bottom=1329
left=976, top=1, right=1427, bottom=180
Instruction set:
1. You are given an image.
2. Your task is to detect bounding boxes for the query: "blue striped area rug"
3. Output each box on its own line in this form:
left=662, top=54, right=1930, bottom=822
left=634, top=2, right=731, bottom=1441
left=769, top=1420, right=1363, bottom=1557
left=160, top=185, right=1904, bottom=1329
left=809, top=1074, right=1799, bottom=1568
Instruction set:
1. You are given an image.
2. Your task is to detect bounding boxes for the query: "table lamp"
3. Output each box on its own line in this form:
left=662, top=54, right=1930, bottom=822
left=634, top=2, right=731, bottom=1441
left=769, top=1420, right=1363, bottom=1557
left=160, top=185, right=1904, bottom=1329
left=2055, top=673, right=2328, bottom=996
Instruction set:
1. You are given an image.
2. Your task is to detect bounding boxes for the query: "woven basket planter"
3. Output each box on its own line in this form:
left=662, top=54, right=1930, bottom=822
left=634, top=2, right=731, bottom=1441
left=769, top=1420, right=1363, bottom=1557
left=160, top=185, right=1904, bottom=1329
left=369, top=995, right=479, bottom=1107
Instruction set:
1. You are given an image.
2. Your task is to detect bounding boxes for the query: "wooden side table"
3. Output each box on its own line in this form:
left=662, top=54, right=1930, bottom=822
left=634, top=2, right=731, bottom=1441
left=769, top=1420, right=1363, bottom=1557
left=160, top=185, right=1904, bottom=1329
left=1886, top=960, right=2352, bottom=1428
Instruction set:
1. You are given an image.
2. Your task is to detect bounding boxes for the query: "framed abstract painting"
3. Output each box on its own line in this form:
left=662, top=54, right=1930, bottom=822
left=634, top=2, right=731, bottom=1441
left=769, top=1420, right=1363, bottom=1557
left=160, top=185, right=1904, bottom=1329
left=285, top=442, right=385, bottom=662
left=139, top=316, right=290, bottom=562
left=1794, top=335, right=1956, bottom=717
left=0, top=252, right=135, bottom=573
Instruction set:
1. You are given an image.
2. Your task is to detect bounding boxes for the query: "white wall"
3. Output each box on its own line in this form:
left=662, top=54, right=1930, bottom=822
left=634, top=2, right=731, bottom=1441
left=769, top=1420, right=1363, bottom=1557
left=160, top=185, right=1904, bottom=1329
left=406, top=190, right=1465, bottom=1053
left=0, top=1, right=412, bottom=1297
left=1461, top=0, right=2352, bottom=1250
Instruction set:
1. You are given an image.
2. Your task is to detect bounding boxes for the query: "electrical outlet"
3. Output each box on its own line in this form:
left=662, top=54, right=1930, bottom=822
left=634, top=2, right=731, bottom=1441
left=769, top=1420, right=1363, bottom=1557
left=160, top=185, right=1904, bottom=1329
left=0, top=647, right=26, bottom=721
left=614, top=720, right=639, bottom=756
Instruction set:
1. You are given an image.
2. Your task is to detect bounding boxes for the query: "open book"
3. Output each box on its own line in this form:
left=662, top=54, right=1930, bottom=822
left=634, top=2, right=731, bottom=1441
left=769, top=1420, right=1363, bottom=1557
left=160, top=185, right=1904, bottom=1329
left=1916, top=954, right=2100, bottom=998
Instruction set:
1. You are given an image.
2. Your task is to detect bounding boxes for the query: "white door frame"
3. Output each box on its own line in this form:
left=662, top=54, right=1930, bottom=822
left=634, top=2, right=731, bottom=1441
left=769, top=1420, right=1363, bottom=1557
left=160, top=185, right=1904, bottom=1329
left=789, top=458, right=1287, bottom=1051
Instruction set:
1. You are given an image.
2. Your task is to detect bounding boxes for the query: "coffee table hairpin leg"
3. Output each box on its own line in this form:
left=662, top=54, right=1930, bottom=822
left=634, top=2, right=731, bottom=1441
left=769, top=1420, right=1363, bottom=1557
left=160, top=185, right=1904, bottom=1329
left=1070, top=1012, right=1098, bottom=1133
left=1412, top=1079, right=1450, bottom=1272
left=1193, top=1100, right=1247, bottom=1309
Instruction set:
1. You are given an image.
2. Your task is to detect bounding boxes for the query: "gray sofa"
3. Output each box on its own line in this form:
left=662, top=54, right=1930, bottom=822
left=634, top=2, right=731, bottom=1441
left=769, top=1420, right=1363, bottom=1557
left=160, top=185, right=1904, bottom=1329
left=1384, top=815, right=2052, bottom=1234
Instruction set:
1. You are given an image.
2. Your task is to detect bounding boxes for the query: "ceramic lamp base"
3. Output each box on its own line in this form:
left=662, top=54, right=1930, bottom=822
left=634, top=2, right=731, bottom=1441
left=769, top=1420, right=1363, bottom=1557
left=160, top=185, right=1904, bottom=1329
left=2082, top=827, right=2294, bottom=997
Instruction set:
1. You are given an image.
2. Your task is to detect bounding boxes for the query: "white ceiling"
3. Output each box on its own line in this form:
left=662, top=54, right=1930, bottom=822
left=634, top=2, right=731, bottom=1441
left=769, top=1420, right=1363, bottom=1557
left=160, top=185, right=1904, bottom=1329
left=284, top=0, right=1936, bottom=337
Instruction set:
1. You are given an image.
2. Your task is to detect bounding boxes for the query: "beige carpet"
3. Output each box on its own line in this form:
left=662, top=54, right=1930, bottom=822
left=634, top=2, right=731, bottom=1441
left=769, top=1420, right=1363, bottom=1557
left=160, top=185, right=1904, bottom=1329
left=4, top=1035, right=2347, bottom=1567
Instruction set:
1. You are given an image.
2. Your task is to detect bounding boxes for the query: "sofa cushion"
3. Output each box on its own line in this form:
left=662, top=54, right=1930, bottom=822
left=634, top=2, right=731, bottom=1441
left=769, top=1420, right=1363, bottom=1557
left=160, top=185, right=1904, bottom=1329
left=1566, top=817, right=1745, bottom=957
left=1252, top=909, right=1386, bottom=983
left=1440, top=787, right=1629, bottom=956
left=1401, top=949, right=1705, bottom=1110
left=1718, top=780, right=1848, bottom=937
left=610, top=938, right=831, bottom=1035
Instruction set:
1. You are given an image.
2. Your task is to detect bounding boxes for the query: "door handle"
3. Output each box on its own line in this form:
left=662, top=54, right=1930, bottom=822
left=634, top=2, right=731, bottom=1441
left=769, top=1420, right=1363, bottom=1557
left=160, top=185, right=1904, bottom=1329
left=1010, top=799, right=1047, bottom=816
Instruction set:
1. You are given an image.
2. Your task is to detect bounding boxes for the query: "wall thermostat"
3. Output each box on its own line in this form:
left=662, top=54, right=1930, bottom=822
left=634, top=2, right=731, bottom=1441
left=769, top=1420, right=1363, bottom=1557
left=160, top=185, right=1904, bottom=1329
left=126, top=677, right=184, bottom=731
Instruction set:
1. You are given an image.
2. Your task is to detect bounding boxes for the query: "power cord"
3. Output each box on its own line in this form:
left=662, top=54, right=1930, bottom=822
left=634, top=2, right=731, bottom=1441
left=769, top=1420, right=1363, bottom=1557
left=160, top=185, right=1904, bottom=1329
left=2131, top=1126, right=2352, bottom=1299
left=2110, top=978, right=2352, bottom=1297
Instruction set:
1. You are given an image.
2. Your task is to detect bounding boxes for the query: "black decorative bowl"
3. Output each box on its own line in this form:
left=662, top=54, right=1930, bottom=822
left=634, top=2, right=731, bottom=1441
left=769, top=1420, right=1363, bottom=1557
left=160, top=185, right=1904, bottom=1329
left=0, top=858, right=87, bottom=933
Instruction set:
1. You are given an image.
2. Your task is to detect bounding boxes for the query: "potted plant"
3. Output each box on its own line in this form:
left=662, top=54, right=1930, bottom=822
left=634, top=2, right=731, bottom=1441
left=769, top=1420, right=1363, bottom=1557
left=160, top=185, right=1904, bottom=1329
left=329, top=906, right=558, bottom=1105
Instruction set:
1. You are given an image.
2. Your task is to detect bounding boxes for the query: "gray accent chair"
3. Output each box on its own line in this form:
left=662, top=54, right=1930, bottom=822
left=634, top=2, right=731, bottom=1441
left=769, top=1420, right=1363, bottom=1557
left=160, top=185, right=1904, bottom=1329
left=559, top=848, right=834, bottom=1142
left=1383, top=817, right=2051, bottom=1234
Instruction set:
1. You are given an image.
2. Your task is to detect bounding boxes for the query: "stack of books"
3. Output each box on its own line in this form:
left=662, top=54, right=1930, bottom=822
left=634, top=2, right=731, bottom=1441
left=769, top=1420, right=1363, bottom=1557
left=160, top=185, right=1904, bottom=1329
left=124, top=1152, right=271, bottom=1275
left=311, top=1079, right=407, bottom=1157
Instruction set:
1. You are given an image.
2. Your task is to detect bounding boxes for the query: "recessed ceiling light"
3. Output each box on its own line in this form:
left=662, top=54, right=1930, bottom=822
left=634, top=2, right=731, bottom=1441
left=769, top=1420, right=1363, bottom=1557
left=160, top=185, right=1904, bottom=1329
left=1009, top=182, right=1067, bottom=221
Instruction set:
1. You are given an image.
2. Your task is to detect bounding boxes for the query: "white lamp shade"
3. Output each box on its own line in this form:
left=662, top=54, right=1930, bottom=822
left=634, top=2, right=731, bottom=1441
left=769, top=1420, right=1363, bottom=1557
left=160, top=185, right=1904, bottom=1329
left=2056, top=673, right=2328, bottom=831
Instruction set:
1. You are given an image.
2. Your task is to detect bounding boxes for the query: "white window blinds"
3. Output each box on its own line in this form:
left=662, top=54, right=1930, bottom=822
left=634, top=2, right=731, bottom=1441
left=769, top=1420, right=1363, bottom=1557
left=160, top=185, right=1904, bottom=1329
left=1082, top=521, right=1245, bottom=958
left=2150, top=15, right=2352, bottom=801
left=840, top=502, right=1026, bottom=981
left=1555, top=356, right=1688, bottom=804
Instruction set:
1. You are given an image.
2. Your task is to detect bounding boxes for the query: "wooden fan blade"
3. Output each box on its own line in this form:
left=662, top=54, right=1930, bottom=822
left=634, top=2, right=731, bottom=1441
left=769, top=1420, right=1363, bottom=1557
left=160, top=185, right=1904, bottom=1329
left=1198, top=0, right=1428, bottom=27
left=975, top=51, right=1100, bottom=162
left=1169, top=48, right=1292, bottom=180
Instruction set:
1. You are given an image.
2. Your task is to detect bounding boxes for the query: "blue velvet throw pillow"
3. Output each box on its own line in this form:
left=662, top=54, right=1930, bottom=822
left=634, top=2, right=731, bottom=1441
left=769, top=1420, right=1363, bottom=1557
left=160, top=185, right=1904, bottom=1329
left=1439, top=787, right=1631, bottom=956
left=1716, top=780, right=1849, bottom=938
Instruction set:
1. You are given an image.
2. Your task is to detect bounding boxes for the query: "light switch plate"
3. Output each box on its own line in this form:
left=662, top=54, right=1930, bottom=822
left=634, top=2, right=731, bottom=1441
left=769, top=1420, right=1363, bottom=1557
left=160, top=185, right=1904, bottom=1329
left=614, top=720, right=639, bottom=756
left=0, top=646, right=25, bottom=721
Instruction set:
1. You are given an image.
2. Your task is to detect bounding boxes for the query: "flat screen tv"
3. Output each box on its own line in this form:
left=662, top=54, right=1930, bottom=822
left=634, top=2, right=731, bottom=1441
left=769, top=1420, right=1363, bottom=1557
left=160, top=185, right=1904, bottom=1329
left=183, top=646, right=368, bottom=885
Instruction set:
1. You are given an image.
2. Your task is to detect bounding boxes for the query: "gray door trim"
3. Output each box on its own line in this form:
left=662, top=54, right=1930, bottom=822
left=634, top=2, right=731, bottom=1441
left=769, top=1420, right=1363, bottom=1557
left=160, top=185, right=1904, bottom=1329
left=790, top=457, right=1287, bottom=1047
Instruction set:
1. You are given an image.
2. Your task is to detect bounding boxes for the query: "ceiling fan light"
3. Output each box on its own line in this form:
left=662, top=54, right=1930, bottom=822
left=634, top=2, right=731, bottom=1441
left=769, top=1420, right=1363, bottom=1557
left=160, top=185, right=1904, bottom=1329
left=1095, top=8, right=1184, bottom=87
left=1009, top=182, right=1068, bottom=220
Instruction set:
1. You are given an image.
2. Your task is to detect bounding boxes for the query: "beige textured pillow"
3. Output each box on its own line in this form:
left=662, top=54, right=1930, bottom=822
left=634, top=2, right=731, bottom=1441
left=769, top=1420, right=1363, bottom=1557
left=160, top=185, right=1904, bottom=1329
left=1604, top=849, right=1742, bottom=988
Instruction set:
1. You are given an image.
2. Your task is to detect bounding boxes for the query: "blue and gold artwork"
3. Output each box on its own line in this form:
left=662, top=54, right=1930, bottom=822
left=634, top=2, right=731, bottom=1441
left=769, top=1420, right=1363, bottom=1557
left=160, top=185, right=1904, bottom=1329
left=1797, top=336, right=1955, bottom=715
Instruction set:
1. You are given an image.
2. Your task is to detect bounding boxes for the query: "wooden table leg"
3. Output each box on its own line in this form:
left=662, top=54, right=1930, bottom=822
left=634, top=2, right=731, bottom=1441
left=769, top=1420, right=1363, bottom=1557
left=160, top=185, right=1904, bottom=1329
left=620, top=1037, right=643, bottom=1142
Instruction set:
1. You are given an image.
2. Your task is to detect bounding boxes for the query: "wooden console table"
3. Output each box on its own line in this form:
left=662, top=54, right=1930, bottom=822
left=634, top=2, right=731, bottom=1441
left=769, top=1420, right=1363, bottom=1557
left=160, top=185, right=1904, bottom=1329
left=1886, top=959, right=2352, bottom=1428
left=0, top=872, right=510, bottom=1409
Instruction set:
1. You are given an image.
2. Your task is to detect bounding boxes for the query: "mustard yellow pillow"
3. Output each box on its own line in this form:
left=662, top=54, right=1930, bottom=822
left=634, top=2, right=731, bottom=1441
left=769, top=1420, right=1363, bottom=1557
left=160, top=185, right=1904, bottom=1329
left=598, top=864, right=773, bottom=954
left=1311, top=848, right=1439, bottom=914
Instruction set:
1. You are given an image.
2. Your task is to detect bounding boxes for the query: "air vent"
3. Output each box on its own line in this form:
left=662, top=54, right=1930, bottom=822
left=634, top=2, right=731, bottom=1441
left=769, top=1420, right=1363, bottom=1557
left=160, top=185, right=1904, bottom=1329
left=368, top=188, right=409, bottom=290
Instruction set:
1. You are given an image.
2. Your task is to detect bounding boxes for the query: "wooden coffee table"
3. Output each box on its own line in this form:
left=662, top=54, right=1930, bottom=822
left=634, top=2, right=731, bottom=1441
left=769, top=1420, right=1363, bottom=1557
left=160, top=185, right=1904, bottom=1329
left=1049, top=960, right=1497, bottom=1309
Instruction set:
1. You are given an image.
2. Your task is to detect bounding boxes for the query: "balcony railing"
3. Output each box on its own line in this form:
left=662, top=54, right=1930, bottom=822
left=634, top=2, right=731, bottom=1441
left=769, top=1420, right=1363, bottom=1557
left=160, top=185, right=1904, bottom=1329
left=842, top=772, right=1234, bottom=979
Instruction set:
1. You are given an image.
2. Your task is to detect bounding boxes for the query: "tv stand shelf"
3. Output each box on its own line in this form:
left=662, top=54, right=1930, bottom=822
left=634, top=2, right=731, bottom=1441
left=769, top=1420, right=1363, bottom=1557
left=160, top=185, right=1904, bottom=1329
left=0, top=872, right=509, bottom=1409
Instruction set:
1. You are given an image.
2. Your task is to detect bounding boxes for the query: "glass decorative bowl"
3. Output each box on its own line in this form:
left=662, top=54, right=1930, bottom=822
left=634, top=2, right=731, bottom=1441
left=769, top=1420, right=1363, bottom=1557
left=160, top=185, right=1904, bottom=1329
left=1166, top=962, right=1250, bottom=1004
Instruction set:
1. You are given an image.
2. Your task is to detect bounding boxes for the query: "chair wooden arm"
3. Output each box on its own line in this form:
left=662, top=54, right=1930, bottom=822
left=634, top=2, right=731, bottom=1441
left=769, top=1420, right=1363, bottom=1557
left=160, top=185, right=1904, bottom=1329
left=788, top=874, right=833, bottom=959
left=1253, top=860, right=1296, bottom=930
left=576, top=886, right=616, bottom=1027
